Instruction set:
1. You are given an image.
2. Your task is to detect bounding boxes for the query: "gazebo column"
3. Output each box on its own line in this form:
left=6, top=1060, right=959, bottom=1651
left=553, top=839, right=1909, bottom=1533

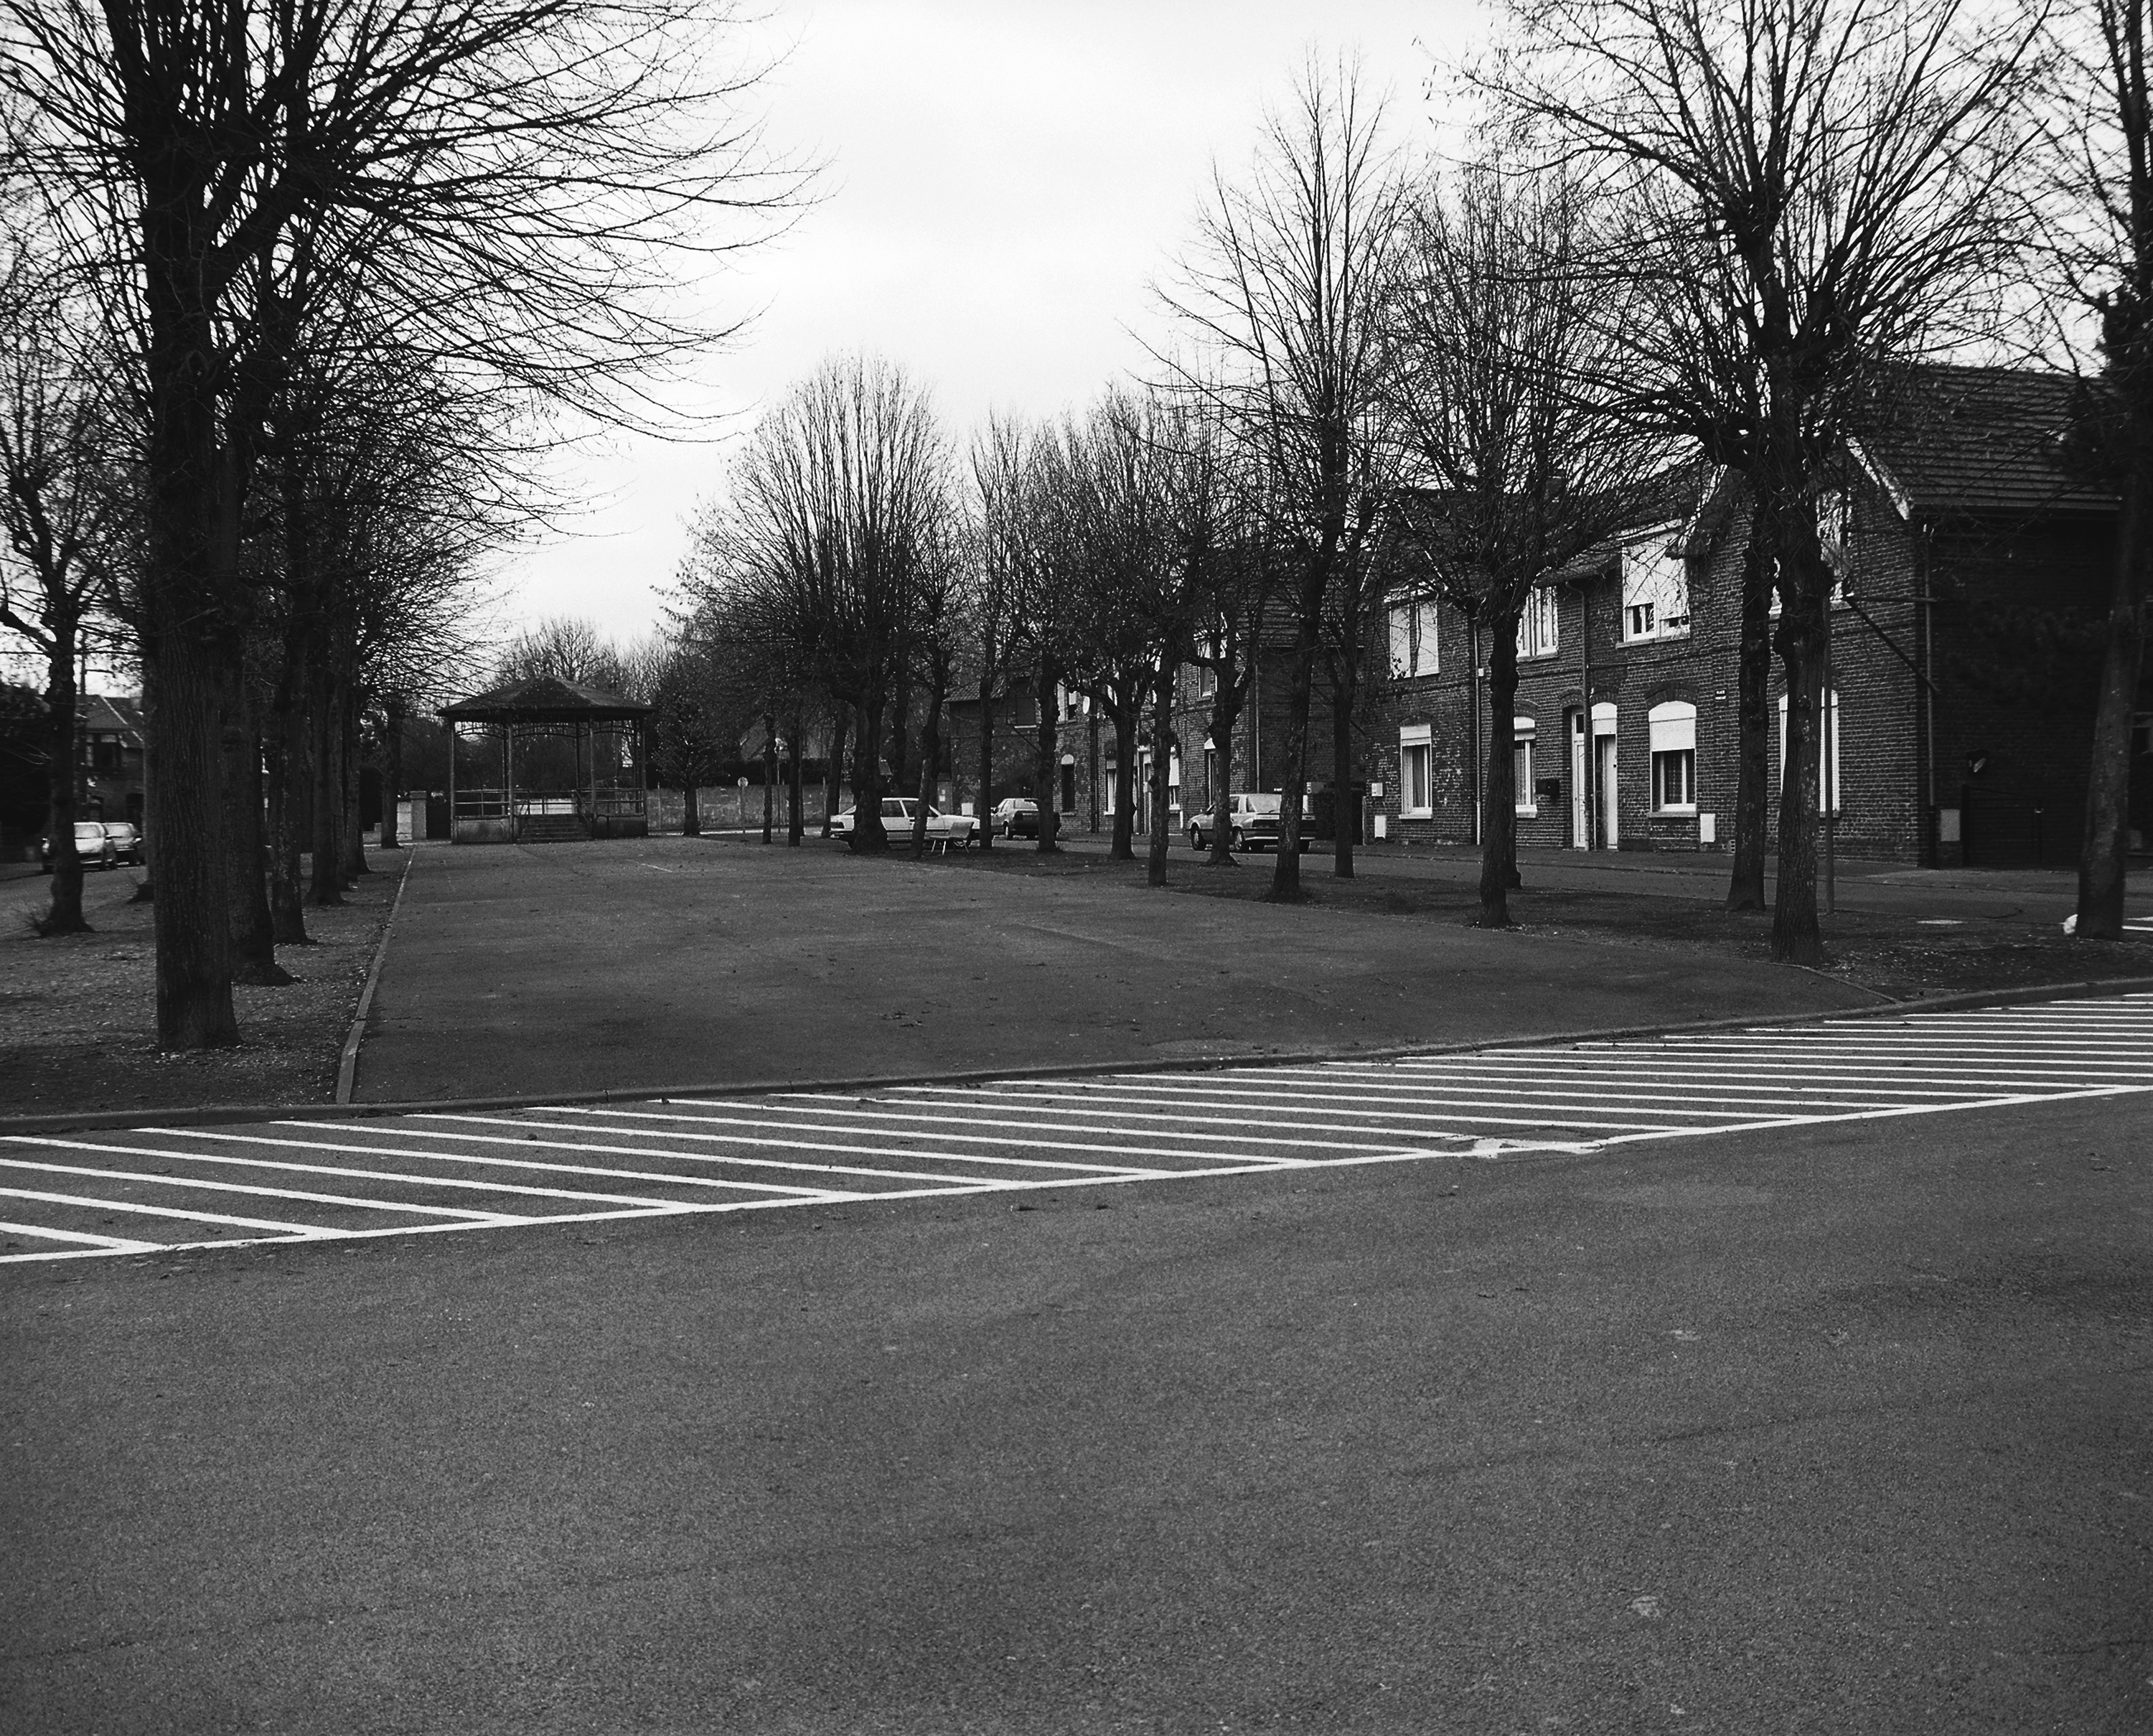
left=505, top=722, right=515, bottom=843
left=447, top=718, right=457, bottom=844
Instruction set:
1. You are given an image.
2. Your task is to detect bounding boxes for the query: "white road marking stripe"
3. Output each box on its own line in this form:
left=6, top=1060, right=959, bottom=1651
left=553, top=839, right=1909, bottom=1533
left=0, top=1187, right=343, bottom=1238
left=144, top=1125, right=1007, bottom=1194
left=283, top=1123, right=867, bottom=1197
left=578, top=1101, right=1385, bottom=1156
left=27, top=1133, right=707, bottom=1212
left=0, top=1157, right=520, bottom=1222
left=928, top=1079, right=1686, bottom=1132
left=1365, top=1056, right=2147, bottom=1085
left=0, top=1219, right=161, bottom=1252
left=402, top=1113, right=1189, bottom=1177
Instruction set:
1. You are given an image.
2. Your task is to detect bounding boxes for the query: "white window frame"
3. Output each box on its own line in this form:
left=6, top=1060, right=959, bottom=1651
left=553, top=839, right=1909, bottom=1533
left=1513, top=718, right=1537, bottom=817
left=1517, top=586, right=1559, bottom=660
left=1388, top=597, right=1440, bottom=679
left=1399, top=723, right=1433, bottom=818
left=1648, top=700, right=1699, bottom=815
left=1620, top=531, right=1691, bottom=644
left=1102, top=760, right=1117, bottom=817
left=1776, top=690, right=1842, bottom=814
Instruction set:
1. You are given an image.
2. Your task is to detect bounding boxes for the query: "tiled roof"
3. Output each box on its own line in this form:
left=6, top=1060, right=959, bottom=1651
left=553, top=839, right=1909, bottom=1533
left=440, top=675, right=649, bottom=721
left=1862, top=366, right=2117, bottom=517
left=81, top=694, right=144, bottom=745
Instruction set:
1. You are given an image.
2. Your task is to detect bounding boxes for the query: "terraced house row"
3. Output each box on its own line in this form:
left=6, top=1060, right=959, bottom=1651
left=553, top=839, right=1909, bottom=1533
left=949, top=366, right=2148, bottom=868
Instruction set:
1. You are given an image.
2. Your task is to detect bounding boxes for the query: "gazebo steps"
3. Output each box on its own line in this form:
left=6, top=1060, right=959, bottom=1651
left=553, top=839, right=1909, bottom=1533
left=517, top=814, right=591, bottom=843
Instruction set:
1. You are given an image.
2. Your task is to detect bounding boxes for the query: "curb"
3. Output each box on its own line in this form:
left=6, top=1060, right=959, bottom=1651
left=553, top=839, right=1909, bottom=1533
left=334, top=852, right=414, bottom=1106
left=2, top=972, right=2148, bottom=1140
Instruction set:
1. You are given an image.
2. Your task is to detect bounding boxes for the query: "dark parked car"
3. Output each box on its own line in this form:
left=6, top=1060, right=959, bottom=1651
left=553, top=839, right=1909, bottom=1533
left=1186, top=792, right=1312, bottom=854
left=99, top=821, right=144, bottom=865
left=991, top=797, right=1040, bottom=839
left=39, top=820, right=116, bottom=873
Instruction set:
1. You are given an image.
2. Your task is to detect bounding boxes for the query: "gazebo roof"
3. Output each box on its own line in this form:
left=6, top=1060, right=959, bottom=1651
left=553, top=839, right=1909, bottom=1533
left=440, top=675, right=651, bottom=723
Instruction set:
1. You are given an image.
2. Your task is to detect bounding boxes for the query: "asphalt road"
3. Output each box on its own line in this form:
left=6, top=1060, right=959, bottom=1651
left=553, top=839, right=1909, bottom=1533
left=354, top=835, right=1874, bottom=1104
left=4, top=1082, right=2147, bottom=1734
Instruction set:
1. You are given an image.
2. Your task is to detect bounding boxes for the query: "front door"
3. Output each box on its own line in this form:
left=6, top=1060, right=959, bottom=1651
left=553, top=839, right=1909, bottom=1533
left=1596, top=731, right=1619, bottom=848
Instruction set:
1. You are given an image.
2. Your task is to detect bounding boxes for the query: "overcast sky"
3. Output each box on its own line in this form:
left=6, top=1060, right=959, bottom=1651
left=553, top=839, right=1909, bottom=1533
left=494, top=0, right=1481, bottom=648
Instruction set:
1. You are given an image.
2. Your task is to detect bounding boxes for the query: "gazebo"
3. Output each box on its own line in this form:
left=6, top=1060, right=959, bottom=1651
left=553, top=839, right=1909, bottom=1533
left=440, top=675, right=652, bottom=844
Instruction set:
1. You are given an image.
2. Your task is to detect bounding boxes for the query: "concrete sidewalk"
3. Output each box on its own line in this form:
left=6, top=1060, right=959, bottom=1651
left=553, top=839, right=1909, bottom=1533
left=355, top=834, right=1873, bottom=1104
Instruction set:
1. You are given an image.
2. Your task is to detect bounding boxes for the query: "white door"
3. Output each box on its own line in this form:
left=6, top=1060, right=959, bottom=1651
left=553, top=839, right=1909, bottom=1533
left=1569, top=713, right=1587, bottom=849
left=1596, top=733, right=1619, bottom=848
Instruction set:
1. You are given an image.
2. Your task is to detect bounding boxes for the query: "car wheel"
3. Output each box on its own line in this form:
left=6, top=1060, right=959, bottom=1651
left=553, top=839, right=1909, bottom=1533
left=1230, top=828, right=1245, bottom=853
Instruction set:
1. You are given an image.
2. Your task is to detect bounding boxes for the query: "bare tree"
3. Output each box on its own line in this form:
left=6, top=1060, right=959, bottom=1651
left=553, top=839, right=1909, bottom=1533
left=2032, top=0, right=2153, bottom=939
left=1160, top=58, right=1408, bottom=901
left=0, top=248, right=128, bottom=937
left=1387, top=153, right=1679, bottom=927
left=1487, top=0, right=2035, bottom=960
left=2, top=0, right=797, bottom=1044
left=716, top=354, right=951, bottom=855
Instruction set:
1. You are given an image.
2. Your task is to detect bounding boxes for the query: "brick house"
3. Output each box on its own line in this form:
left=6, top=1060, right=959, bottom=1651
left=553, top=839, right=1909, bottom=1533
left=1371, top=367, right=2145, bottom=865
left=79, top=693, right=146, bottom=827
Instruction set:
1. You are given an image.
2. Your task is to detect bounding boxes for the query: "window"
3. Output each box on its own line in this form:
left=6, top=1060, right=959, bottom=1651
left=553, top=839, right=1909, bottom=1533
left=1204, top=746, right=1217, bottom=806
left=1059, top=760, right=1076, bottom=812
left=1387, top=597, right=1440, bottom=678
left=1513, top=718, right=1537, bottom=815
left=1102, top=761, right=1117, bottom=816
left=1399, top=723, right=1433, bottom=817
left=1517, top=587, right=1559, bottom=660
left=1649, top=701, right=1697, bottom=814
left=1776, top=690, right=1842, bottom=813
left=1621, top=532, right=1690, bottom=642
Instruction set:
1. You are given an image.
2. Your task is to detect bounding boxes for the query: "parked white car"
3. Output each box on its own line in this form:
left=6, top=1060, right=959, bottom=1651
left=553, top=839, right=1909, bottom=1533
left=831, top=796, right=976, bottom=846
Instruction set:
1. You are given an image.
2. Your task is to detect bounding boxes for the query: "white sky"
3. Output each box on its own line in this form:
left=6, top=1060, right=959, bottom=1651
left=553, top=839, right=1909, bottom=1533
left=495, top=0, right=1481, bottom=647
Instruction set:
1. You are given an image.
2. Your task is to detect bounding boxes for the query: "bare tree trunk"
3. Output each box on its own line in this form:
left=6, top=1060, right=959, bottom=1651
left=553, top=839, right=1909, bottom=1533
left=2075, top=421, right=2149, bottom=939
left=266, top=666, right=309, bottom=944
left=822, top=707, right=848, bottom=837
left=976, top=646, right=995, bottom=853
left=1770, top=522, right=1831, bottom=966
left=1726, top=492, right=1776, bottom=911
left=1032, top=662, right=1061, bottom=852
left=787, top=709, right=805, bottom=845
left=1330, top=661, right=1359, bottom=878
left=309, top=664, right=345, bottom=906
left=1267, top=591, right=1321, bottom=902
left=761, top=710, right=777, bottom=845
left=224, top=682, right=289, bottom=985
left=682, top=781, right=701, bottom=836
left=852, top=690, right=889, bottom=853
left=143, top=629, right=240, bottom=1044
left=1109, top=699, right=1138, bottom=860
left=1146, top=657, right=1173, bottom=886
left=37, top=624, right=89, bottom=936
left=912, top=670, right=947, bottom=857
left=1479, top=623, right=1521, bottom=927
left=1206, top=675, right=1244, bottom=867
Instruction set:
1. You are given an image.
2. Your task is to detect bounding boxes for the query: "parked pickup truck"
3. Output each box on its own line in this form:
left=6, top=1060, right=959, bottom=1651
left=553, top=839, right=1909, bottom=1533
left=832, top=796, right=976, bottom=847
left=1186, top=792, right=1312, bottom=854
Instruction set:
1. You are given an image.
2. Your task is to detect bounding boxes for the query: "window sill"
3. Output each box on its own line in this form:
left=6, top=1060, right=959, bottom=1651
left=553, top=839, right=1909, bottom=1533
left=1402, top=807, right=1433, bottom=820
left=1652, top=807, right=1699, bottom=818
left=1514, top=806, right=1539, bottom=819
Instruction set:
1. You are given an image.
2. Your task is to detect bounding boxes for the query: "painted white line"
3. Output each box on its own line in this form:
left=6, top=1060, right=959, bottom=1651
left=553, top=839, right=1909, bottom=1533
left=934, top=1079, right=1687, bottom=1133
left=0, top=1188, right=343, bottom=1239
left=147, top=1127, right=1004, bottom=1195
left=0, top=1219, right=160, bottom=1252
left=579, top=1101, right=1375, bottom=1157
left=573, top=1104, right=1293, bottom=1170
left=19, top=1134, right=705, bottom=1212
left=0, top=1158, right=522, bottom=1223
left=283, top=1123, right=867, bottom=1197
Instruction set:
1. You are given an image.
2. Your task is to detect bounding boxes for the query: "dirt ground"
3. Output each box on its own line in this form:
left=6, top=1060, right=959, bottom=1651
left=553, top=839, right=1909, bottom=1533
left=0, top=862, right=400, bottom=1117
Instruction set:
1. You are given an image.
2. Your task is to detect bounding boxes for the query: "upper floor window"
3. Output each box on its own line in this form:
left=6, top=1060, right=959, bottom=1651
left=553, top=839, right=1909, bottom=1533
left=1517, top=586, right=1559, bottom=660
left=1622, top=533, right=1690, bottom=642
left=1387, top=597, right=1439, bottom=679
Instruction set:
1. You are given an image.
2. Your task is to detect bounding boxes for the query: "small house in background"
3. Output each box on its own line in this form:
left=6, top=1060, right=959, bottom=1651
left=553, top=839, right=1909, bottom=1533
left=1371, top=365, right=2149, bottom=865
left=80, top=694, right=146, bottom=827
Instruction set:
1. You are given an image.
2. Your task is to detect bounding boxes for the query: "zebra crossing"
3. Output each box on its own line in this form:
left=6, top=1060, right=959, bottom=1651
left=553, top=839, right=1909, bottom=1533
left=4, top=991, right=2150, bottom=1263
